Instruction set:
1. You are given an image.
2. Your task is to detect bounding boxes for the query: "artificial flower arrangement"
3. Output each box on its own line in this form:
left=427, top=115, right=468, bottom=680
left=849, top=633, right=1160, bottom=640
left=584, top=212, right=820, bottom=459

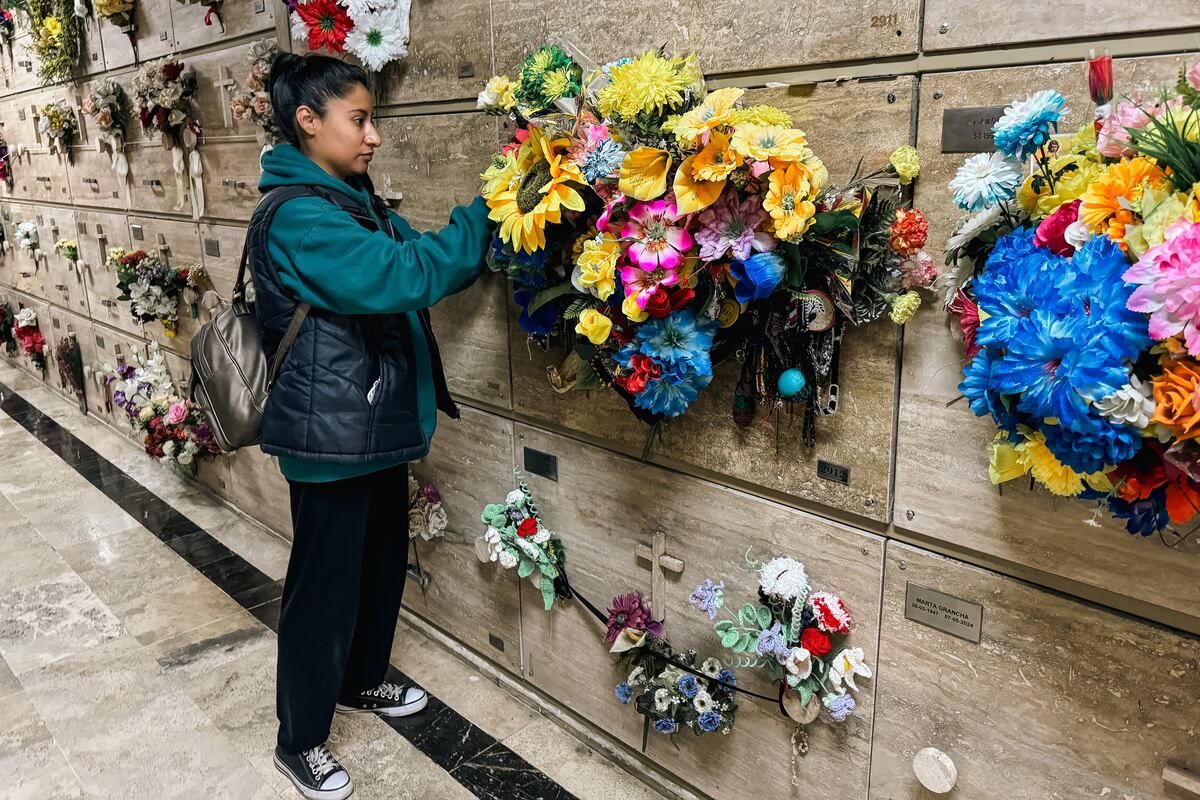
left=942, top=57, right=1200, bottom=541
left=478, top=475, right=570, bottom=611
left=609, top=594, right=739, bottom=743
left=93, top=0, right=135, bottom=30
left=229, top=38, right=282, bottom=158
left=13, top=306, right=48, bottom=373
left=0, top=130, right=12, bottom=189
left=286, top=0, right=411, bottom=73
left=690, top=552, right=870, bottom=737
left=28, top=0, right=83, bottom=85
left=104, top=343, right=220, bottom=471
left=54, top=333, right=86, bottom=412
left=0, top=301, right=19, bottom=356
left=0, top=7, right=16, bottom=50
left=55, top=238, right=81, bottom=273
left=83, top=77, right=131, bottom=179
left=477, top=45, right=932, bottom=440
left=16, top=220, right=39, bottom=253
left=108, top=247, right=208, bottom=337
left=133, top=58, right=206, bottom=216
left=407, top=473, right=447, bottom=540
left=174, top=0, right=223, bottom=31
left=38, top=100, right=77, bottom=162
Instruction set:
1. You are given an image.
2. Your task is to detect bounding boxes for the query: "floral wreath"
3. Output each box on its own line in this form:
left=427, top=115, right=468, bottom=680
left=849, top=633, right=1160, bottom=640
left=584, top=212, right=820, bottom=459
left=38, top=100, right=76, bottom=163
left=478, top=45, right=933, bottom=443
left=479, top=474, right=570, bottom=611
left=408, top=474, right=447, bottom=540
left=13, top=307, right=47, bottom=374
left=229, top=38, right=282, bottom=159
left=943, top=57, right=1200, bottom=544
left=286, top=0, right=411, bottom=73
left=133, top=58, right=205, bottom=217
left=83, top=77, right=130, bottom=180
left=108, top=247, right=208, bottom=337
left=104, top=343, right=221, bottom=471
left=16, top=220, right=39, bottom=254
left=28, top=0, right=83, bottom=85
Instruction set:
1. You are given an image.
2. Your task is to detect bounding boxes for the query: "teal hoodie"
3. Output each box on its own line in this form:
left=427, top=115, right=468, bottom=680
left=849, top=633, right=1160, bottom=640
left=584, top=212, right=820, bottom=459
left=258, top=144, right=492, bottom=483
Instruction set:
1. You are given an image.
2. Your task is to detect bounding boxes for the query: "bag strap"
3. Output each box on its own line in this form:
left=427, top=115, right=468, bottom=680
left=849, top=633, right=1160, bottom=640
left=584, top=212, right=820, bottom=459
left=267, top=301, right=309, bottom=390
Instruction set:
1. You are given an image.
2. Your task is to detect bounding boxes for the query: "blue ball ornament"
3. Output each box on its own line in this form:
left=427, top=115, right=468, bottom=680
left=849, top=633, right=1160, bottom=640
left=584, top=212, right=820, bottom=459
left=777, top=368, right=807, bottom=399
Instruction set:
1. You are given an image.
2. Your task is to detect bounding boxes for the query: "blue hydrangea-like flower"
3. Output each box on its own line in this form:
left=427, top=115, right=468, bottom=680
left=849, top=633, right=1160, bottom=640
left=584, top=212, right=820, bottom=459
left=729, top=252, right=785, bottom=304
left=615, top=682, right=632, bottom=704
left=583, top=139, right=626, bottom=183
left=513, top=286, right=559, bottom=336
left=697, top=711, right=722, bottom=732
left=634, top=369, right=712, bottom=417
left=654, top=718, right=678, bottom=734
left=717, top=669, right=737, bottom=688
left=823, top=692, right=857, bottom=723
left=959, top=347, right=1021, bottom=433
left=992, top=90, right=1068, bottom=161
left=1061, top=235, right=1151, bottom=360
left=637, top=310, right=718, bottom=376
left=677, top=675, right=700, bottom=699
left=1041, top=416, right=1143, bottom=474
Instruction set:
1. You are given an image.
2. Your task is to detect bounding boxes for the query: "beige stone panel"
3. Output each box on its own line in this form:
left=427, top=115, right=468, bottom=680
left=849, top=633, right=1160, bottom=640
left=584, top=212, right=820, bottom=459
left=898, top=53, right=1200, bottom=627
left=375, top=0, right=494, bottom=105
left=96, top=0, right=177, bottom=68
left=870, top=542, right=1200, bottom=799
left=74, top=207, right=142, bottom=336
left=171, top=0, right=276, bottom=53
left=404, top=406, right=522, bottom=673
left=126, top=213, right=203, bottom=355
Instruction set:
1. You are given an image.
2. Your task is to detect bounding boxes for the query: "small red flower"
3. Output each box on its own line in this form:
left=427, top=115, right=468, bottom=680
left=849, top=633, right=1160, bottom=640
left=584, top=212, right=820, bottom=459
left=161, top=61, right=185, bottom=82
left=623, top=353, right=662, bottom=395
left=296, top=0, right=351, bottom=54
left=799, top=627, right=831, bottom=657
left=889, top=208, right=928, bottom=257
left=517, top=517, right=539, bottom=538
left=810, top=592, right=853, bottom=634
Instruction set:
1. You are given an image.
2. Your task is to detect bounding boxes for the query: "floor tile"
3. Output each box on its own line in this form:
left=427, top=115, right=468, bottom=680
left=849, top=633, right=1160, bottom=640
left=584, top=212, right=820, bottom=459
left=0, top=691, right=85, bottom=800
left=63, top=524, right=201, bottom=607
left=0, top=573, right=125, bottom=676
left=108, top=569, right=246, bottom=646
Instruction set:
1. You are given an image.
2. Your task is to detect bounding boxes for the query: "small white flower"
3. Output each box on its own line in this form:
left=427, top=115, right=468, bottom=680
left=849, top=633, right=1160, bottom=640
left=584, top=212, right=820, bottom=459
left=505, top=489, right=525, bottom=505
left=15, top=307, right=37, bottom=327
left=532, top=528, right=551, bottom=545
left=827, top=647, right=872, bottom=694
left=758, top=556, right=810, bottom=602
left=344, top=5, right=409, bottom=72
left=653, top=688, right=672, bottom=712
left=692, top=691, right=714, bottom=713
left=784, top=647, right=812, bottom=679
left=162, top=440, right=176, bottom=456
left=497, top=550, right=519, bottom=569
left=948, top=152, right=1021, bottom=212
left=947, top=205, right=1003, bottom=253
left=484, top=526, right=502, bottom=544
left=1064, top=218, right=1094, bottom=251
left=1094, top=377, right=1155, bottom=430
left=700, top=658, right=722, bottom=678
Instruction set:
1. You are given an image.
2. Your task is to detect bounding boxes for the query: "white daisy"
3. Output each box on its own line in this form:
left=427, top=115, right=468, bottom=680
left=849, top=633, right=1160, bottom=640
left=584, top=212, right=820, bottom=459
left=345, top=5, right=409, bottom=72
left=948, top=152, right=1021, bottom=212
left=758, top=556, right=809, bottom=602
left=653, top=688, right=672, bottom=712
left=700, top=658, right=722, bottom=678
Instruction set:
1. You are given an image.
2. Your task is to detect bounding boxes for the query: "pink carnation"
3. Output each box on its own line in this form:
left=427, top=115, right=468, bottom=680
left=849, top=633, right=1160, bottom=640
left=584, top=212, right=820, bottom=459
left=1124, top=220, right=1200, bottom=356
left=809, top=591, right=852, bottom=634
left=899, top=250, right=939, bottom=289
left=166, top=402, right=188, bottom=425
left=1034, top=199, right=1080, bottom=256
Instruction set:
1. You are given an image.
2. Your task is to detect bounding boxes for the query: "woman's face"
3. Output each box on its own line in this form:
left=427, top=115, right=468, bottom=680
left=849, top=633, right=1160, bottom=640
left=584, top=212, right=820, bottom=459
left=297, top=84, right=381, bottom=181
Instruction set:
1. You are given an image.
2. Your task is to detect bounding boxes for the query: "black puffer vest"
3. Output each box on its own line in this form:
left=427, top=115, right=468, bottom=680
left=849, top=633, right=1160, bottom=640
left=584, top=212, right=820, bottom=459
left=249, top=180, right=459, bottom=465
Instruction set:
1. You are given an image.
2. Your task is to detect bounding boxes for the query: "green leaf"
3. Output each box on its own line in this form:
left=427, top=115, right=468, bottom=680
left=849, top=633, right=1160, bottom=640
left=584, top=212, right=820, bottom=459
left=756, top=605, right=772, bottom=630
left=738, top=604, right=760, bottom=627
left=806, top=209, right=860, bottom=237
left=540, top=579, right=556, bottom=611
left=713, top=620, right=736, bottom=636
left=526, top=282, right=578, bottom=314
left=517, top=558, right=535, bottom=579
left=720, top=630, right=740, bottom=649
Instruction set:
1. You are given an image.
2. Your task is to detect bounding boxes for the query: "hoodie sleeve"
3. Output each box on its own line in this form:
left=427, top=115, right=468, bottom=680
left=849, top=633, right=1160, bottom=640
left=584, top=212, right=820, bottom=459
left=268, top=195, right=492, bottom=315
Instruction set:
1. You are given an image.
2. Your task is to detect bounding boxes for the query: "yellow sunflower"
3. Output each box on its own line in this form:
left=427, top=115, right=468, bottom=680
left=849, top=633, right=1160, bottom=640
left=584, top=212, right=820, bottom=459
left=763, top=162, right=820, bottom=240
left=597, top=51, right=702, bottom=121
left=486, top=128, right=587, bottom=255
left=730, top=124, right=810, bottom=165
left=673, top=87, right=744, bottom=146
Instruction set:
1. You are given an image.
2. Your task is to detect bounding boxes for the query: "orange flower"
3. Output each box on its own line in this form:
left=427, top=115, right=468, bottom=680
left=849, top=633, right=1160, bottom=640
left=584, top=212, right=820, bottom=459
left=1079, top=157, right=1166, bottom=249
left=1151, top=356, right=1200, bottom=442
left=690, top=129, right=742, bottom=182
left=1166, top=479, right=1200, bottom=524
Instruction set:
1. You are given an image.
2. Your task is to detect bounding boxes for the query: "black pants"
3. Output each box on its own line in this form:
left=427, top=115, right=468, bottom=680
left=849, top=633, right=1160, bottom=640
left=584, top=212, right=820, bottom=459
left=276, top=463, right=410, bottom=754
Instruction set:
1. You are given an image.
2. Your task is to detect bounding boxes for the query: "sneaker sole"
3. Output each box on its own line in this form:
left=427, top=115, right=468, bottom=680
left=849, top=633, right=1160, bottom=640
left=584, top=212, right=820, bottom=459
left=273, top=753, right=354, bottom=800
left=334, top=693, right=429, bottom=718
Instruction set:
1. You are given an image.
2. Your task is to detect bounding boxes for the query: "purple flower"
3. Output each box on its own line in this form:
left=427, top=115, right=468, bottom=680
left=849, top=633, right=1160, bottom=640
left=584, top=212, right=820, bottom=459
left=824, top=692, right=856, bottom=723
left=112, top=390, right=126, bottom=408
left=605, top=592, right=663, bottom=645
left=688, top=578, right=724, bottom=620
left=694, top=192, right=776, bottom=262
left=420, top=483, right=443, bottom=505
left=755, top=621, right=791, bottom=662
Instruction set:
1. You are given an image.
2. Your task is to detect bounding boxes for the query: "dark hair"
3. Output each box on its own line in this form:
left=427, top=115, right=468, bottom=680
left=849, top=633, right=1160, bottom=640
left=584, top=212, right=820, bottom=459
left=268, top=53, right=371, bottom=147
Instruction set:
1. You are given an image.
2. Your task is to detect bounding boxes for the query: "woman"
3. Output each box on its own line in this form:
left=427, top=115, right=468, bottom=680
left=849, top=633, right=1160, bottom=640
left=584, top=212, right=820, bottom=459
left=253, top=53, right=492, bottom=800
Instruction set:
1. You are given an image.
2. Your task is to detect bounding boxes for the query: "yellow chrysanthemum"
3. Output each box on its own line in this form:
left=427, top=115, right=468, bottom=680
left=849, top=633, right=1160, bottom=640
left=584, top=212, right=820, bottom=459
left=541, top=69, right=573, bottom=102
left=597, top=51, right=701, bottom=120
left=1014, top=430, right=1091, bottom=497
left=673, top=87, right=744, bottom=146
left=575, top=234, right=620, bottom=301
left=486, top=127, right=587, bottom=254
left=889, top=292, right=921, bottom=325
left=731, top=124, right=812, bottom=167
left=1067, top=123, right=1099, bottom=160
left=43, top=16, right=62, bottom=36
left=763, top=162, right=820, bottom=240
left=1016, top=155, right=1104, bottom=220
left=1080, top=157, right=1167, bottom=248
left=690, top=129, right=742, bottom=182
left=728, top=105, right=793, bottom=128
left=889, top=145, right=920, bottom=185
left=618, top=147, right=672, bottom=201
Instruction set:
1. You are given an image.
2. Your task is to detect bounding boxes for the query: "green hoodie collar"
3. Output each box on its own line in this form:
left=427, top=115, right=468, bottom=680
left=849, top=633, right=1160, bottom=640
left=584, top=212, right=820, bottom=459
left=258, top=144, right=373, bottom=210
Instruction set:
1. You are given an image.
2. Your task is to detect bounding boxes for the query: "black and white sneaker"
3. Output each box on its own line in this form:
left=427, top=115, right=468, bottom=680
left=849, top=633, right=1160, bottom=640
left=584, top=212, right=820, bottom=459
left=335, top=681, right=428, bottom=718
left=273, top=743, right=353, bottom=800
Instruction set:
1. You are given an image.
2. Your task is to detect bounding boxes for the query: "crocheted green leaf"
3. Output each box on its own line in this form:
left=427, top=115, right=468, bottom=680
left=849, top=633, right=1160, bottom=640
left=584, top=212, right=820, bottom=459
left=517, top=558, right=535, bottom=579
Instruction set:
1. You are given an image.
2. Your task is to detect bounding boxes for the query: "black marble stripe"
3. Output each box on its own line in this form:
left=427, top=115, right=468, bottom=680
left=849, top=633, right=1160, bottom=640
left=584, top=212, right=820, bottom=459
left=0, top=380, right=580, bottom=800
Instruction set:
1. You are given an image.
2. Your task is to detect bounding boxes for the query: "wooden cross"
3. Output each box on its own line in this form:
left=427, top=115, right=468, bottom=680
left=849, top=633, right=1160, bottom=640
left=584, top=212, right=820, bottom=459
left=216, top=66, right=237, bottom=128
left=635, top=531, right=684, bottom=622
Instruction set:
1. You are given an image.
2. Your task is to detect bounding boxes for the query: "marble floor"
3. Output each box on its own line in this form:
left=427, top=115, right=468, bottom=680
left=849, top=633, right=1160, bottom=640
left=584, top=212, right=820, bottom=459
left=0, top=360, right=668, bottom=800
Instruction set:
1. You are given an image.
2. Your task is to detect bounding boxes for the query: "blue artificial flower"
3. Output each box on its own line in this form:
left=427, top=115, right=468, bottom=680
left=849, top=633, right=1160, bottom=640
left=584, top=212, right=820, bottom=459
left=1041, top=415, right=1143, bottom=474
left=1108, top=489, right=1170, bottom=537
left=823, top=692, right=857, bottom=723
left=729, top=252, right=785, bottom=304
left=949, top=152, right=1022, bottom=211
left=654, top=718, right=678, bottom=734
left=583, top=139, right=626, bottom=183
left=959, top=347, right=1021, bottom=433
left=513, top=286, right=560, bottom=336
left=688, top=579, right=725, bottom=621
left=638, top=310, right=718, bottom=374
left=490, top=237, right=549, bottom=287
left=972, top=228, right=1068, bottom=348
left=992, top=90, right=1068, bottom=161
left=677, top=675, right=700, bottom=699
left=697, top=711, right=722, bottom=733
left=615, top=682, right=632, bottom=704
left=716, top=669, right=737, bottom=688
left=633, top=369, right=712, bottom=417
left=1061, top=235, right=1151, bottom=361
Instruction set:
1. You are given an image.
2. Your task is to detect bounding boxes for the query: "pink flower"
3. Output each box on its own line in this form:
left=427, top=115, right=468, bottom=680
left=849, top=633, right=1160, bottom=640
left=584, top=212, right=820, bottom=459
left=949, top=289, right=982, bottom=359
left=1124, top=220, right=1200, bottom=356
left=95, top=109, right=113, bottom=129
left=596, top=192, right=626, bottom=233
left=1098, top=93, right=1185, bottom=158
left=166, top=402, right=188, bottom=425
left=246, top=72, right=263, bottom=91
left=605, top=591, right=663, bottom=645
left=693, top=192, right=775, bottom=261
left=252, top=92, right=271, bottom=116
left=620, top=263, right=680, bottom=307
left=1034, top=198, right=1080, bottom=256
left=230, top=97, right=248, bottom=120
left=899, top=251, right=939, bottom=289
left=81, top=94, right=95, bottom=115
left=1188, top=61, right=1200, bottom=92
left=621, top=198, right=692, bottom=273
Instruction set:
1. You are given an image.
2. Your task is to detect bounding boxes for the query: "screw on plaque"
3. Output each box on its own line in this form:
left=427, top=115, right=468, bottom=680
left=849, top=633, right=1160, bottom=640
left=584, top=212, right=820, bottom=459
left=938, top=23, right=949, bottom=33
left=887, top=93, right=896, bottom=104
left=898, top=559, right=907, bottom=570
left=906, top=510, right=915, bottom=521
left=933, top=90, right=944, bottom=100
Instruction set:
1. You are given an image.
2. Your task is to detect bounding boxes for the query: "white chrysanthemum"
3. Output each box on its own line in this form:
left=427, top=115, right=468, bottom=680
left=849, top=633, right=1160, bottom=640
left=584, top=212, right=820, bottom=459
left=344, top=5, right=409, bottom=72
left=758, top=556, right=810, bottom=602
left=532, top=528, right=551, bottom=544
left=946, top=205, right=1003, bottom=253
left=289, top=13, right=309, bottom=46
left=692, top=691, right=714, bottom=713
left=1094, top=377, right=1155, bottom=430
left=700, top=657, right=722, bottom=678
left=505, top=489, right=525, bottom=505
left=948, top=152, right=1021, bottom=212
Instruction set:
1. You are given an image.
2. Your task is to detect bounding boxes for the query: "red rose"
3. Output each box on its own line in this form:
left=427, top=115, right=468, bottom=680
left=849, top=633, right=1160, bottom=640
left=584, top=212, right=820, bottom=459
left=668, top=287, right=695, bottom=312
left=162, top=61, right=185, bottom=82
left=644, top=288, right=672, bottom=319
left=624, top=353, right=662, bottom=395
left=1034, top=199, right=1080, bottom=256
left=800, top=628, right=831, bottom=657
left=517, top=517, right=538, bottom=538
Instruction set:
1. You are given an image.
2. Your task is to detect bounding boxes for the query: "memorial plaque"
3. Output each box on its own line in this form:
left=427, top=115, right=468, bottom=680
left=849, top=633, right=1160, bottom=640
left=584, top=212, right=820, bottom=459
left=905, top=582, right=983, bottom=643
left=817, top=459, right=851, bottom=485
left=941, top=106, right=1005, bottom=153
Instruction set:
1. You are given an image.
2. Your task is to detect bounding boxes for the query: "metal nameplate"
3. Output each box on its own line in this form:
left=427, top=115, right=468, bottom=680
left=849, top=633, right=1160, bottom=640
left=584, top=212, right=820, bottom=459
left=940, top=106, right=1005, bottom=153
left=905, top=582, right=983, bottom=643
left=204, top=238, right=221, bottom=257
left=817, top=460, right=850, bottom=485
left=488, top=633, right=505, bottom=652
left=94, top=335, right=105, bottom=349
left=523, top=447, right=558, bottom=482
left=130, top=224, right=143, bottom=240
